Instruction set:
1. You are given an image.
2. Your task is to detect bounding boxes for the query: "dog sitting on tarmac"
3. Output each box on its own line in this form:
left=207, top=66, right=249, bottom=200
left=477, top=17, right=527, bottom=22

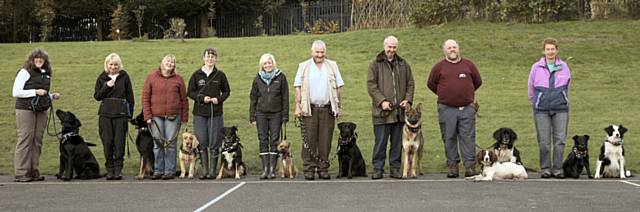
left=562, top=135, right=593, bottom=179
left=402, top=103, right=424, bottom=179
left=336, top=122, right=367, bottom=179
left=179, top=129, right=199, bottom=179
left=217, top=126, right=247, bottom=180
left=55, top=109, right=101, bottom=181
left=595, top=125, right=632, bottom=178
left=277, top=139, right=298, bottom=179
left=130, top=112, right=154, bottom=180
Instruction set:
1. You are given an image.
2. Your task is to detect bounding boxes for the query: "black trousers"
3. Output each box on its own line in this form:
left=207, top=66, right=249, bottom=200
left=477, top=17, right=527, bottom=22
left=99, top=116, right=128, bottom=169
left=256, top=112, right=282, bottom=153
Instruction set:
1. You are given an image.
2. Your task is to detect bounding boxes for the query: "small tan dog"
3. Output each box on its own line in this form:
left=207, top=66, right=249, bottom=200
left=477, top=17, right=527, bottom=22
left=277, top=139, right=298, bottom=179
left=179, top=129, right=199, bottom=179
left=402, top=103, right=424, bottom=179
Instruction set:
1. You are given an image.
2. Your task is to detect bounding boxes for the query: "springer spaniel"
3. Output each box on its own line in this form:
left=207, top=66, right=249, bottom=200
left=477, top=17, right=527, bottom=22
left=595, top=125, right=631, bottom=178
left=465, top=150, right=528, bottom=182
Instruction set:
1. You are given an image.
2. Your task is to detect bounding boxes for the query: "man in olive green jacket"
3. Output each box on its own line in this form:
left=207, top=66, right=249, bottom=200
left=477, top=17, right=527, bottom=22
left=367, top=35, right=415, bottom=179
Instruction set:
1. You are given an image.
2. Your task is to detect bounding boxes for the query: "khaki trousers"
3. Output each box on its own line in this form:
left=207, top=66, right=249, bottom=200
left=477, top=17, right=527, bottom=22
left=15, top=109, right=48, bottom=177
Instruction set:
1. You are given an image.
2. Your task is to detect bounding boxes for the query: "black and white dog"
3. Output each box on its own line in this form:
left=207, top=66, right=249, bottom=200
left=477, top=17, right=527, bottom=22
left=595, top=125, right=631, bottom=178
left=491, top=128, right=522, bottom=165
left=55, top=109, right=101, bottom=181
left=216, top=126, right=247, bottom=180
left=562, top=135, right=593, bottom=179
left=336, top=122, right=367, bottom=179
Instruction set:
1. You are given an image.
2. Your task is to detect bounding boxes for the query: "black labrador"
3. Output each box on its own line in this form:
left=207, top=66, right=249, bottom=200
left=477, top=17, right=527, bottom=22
left=563, top=135, right=593, bottom=179
left=336, top=122, right=367, bottom=179
left=130, top=112, right=155, bottom=180
left=55, top=109, right=101, bottom=181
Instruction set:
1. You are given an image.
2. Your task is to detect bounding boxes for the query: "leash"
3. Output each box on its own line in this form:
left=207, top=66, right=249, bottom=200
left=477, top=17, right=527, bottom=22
left=45, top=99, right=62, bottom=139
left=126, top=130, right=135, bottom=159
left=148, top=119, right=180, bottom=150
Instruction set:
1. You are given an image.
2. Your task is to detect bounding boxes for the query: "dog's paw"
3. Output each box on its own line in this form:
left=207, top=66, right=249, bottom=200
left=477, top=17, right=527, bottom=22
left=135, top=176, right=144, bottom=180
left=588, top=175, right=594, bottom=179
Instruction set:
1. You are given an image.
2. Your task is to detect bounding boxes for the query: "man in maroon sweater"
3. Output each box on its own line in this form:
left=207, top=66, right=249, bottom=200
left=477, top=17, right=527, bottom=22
left=427, top=39, right=482, bottom=178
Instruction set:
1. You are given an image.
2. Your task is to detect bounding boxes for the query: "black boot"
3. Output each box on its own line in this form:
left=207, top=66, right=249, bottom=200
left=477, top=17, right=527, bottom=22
left=105, top=160, right=115, bottom=180
left=260, top=154, right=269, bottom=179
left=268, top=153, right=278, bottom=179
left=208, top=155, right=218, bottom=179
left=199, top=150, right=209, bottom=180
left=114, top=163, right=123, bottom=180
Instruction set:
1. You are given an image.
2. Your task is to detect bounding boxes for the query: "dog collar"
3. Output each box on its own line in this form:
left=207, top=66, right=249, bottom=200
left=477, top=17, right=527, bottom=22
left=61, top=132, right=78, bottom=143
left=606, top=139, right=623, bottom=146
left=408, top=125, right=421, bottom=133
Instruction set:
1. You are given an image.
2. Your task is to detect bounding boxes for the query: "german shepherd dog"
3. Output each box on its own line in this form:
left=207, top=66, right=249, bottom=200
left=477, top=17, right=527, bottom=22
left=402, top=103, right=424, bottom=179
left=130, top=112, right=155, bottom=180
left=563, top=135, right=593, bottom=179
left=277, top=139, right=298, bottom=179
left=217, top=126, right=247, bottom=179
left=55, top=109, right=101, bottom=181
left=336, top=122, right=367, bottom=179
left=179, top=129, right=199, bottom=179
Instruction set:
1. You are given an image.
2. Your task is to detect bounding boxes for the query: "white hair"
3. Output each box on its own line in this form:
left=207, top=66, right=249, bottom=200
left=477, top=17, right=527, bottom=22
left=258, top=53, right=277, bottom=71
left=311, top=40, right=326, bottom=50
left=384, top=36, right=398, bottom=46
left=442, top=39, right=459, bottom=50
left=104, top=53, right=123, bottom=72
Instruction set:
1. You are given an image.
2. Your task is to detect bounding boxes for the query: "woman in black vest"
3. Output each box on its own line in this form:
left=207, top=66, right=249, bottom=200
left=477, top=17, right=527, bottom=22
left=12, top=49, right=61, bottom=182
left=94, top=53, right=134, bottom=180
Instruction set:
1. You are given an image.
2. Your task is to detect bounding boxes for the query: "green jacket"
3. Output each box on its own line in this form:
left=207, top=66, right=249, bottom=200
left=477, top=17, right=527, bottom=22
left=367, top=51, right=415, bottom=125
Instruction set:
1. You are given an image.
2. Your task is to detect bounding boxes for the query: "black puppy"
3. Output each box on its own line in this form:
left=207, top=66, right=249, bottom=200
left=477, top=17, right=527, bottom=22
left=55, top=109, right=101, bottom=181
left=130, top=112, right=155, bottom=180
left=216, top=126, right=247, bottom=179
left=336, top=122, right=367, bottom=179
left=491, top=128, right=522, bottom=165
left=563, top=135, right=593, bottom=179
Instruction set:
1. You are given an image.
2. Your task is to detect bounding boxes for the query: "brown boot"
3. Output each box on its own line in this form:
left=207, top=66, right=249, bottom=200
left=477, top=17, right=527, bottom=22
left=447, top=163, right=459, bottom=178
left=464, top=166, right=477, bottom=177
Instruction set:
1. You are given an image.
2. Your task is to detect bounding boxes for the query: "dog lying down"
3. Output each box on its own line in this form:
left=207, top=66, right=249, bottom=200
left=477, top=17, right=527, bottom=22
left=465, top=150, right=528, bottom=182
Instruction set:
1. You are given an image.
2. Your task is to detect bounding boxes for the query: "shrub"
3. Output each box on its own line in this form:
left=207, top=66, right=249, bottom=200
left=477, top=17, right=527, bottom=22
left=164, top=17, right=186, bottom=40
left=411, top=0, right=464, bottom=27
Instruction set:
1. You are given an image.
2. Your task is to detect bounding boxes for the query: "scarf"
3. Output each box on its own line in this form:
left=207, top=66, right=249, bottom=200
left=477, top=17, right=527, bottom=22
left=259, top=69, right=280, bottom=85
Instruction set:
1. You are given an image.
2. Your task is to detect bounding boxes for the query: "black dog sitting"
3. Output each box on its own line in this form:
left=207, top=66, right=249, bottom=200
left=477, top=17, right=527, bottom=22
left=55, top=109, right=101, bottom=181
left=491, top=128, right=522, bottom=165
left=130, top=112, right=155, bottom=180
left=563, top=135, right=593, bottom=179
left=336, top=122, right=367, bottom=179
left=216, top=126, right=247, bottom=179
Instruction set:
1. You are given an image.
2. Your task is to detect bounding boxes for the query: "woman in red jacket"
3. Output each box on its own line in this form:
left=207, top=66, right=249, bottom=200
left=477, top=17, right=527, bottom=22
left=142, top=54, right=189, bottom=180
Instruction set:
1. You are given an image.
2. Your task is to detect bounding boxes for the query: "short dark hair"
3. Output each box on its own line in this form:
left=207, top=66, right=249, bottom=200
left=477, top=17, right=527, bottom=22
left=203, top=48, right=217, bottom=57
left=542, top=38, right=558, bottom=50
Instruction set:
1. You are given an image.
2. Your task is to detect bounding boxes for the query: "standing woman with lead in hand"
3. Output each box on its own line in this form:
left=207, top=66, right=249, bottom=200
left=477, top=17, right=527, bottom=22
left=12, top=48, right=61, bottom=182
left=93, top=53, right=134, bottom=180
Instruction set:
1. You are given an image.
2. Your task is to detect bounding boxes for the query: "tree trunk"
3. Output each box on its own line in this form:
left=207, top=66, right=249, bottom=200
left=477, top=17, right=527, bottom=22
left=96, top=19, right=104, bottom=41
left=199, top=12, right=208, bottom=38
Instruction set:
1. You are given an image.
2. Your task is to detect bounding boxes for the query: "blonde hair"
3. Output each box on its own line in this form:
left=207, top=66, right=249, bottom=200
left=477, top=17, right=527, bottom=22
left=258, top=53, right=277, bottom=71
left=161, top=54, right=176, bottom=72
left=104, top=53, right=123, bottom=72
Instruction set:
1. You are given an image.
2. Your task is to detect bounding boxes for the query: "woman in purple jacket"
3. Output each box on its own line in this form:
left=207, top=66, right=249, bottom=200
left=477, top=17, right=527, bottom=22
left=528, top=38, right=571, bottom=179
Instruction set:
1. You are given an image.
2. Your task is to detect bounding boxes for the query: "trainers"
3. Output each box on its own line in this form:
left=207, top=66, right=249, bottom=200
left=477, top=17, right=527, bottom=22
left=14, top=176, right=32, bottom=182
left=554, top=173, right=565, bottom=179
left=318, top=172, right=330, bottom=180
left=151, top=174, right=162, bottom=180
left=371, top=170, right=383, bottom=180
left=304, top=172, right=315, bottom=180
left=541, top=173, right=551, bottom=178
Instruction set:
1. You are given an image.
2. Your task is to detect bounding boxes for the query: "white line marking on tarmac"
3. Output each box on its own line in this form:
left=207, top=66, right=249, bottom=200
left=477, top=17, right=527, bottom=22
left=620, top=180, right=640, bottom=187
left=194, top=181, right=246, bottom=212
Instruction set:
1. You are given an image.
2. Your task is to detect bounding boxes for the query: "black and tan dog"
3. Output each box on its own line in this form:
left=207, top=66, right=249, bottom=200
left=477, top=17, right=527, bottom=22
left=491, top=128, right=522, bottom=165
left=336, top=122, right=367, bottom=179
left=130, top=112, right=154, bottom=180
left=562, top=135, right=593, bottom=179
left=55, top=109, right=101, bottom=181
left=217, top=126, right=247, bottom=180
left=277, top=139, right=298, bottom=179
left=402, top=103, right=424, bottom=179
left=179, top=129, right=199, bottom=179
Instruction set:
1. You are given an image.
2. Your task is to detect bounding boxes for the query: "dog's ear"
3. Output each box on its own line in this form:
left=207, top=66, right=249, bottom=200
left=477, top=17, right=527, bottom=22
left=349, top=122, right=356, bottom=131
left=404, top=103, right=412, bottom=112
left=489, top=150, right=497, bottom=162
left=584, top=135, right=590, bottom=141
left=619, top=125, right=627, bottom=136
left=476, top=151, right=484, bottom=162
left=573, top=135, right=579, bottom=141
left=493, top=128, right=502, bottom=140
left=232, top=126, right=238, bottom=132
left=337, top=122, right=344, bottom=129
left=509, top=128, right=517, bottom=141
left=604, top=125, right=614, bottom=136
left=416, top=103, right=422, bottom=113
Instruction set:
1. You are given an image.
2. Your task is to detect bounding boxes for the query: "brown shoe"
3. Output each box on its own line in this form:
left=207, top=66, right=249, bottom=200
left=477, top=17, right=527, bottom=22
left=14, top=176, right=33, bottom=182
left=304, top=172, right=315, bottom=180
left=464, top=167, right=477, bottom=177
left=447, top=163, right=459, bottom=178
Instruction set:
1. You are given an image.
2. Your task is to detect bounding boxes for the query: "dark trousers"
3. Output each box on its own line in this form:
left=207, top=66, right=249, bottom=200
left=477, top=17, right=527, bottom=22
left=372, top=122, right=404, bottom=171
left=256, top=112, right=282, bottom=154
left=301, top=106, right=335, bottom=173
left=194, top=115, right=223, bottom=176
left=99, top=116, right=128, bottom=170
left=437, top=104, right=477, bottom=168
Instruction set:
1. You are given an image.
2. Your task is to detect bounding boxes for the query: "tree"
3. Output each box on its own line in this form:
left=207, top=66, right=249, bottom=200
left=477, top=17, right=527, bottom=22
left=111, top=4, right=127, bottom=40
left=34, top=0, right=55, bottom=42
left=132, top=5, right=146, bottom=38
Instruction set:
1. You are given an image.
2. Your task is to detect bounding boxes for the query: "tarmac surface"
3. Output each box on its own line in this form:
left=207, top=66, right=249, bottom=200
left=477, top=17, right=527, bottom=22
left=1, top=173, right=639, bottom=212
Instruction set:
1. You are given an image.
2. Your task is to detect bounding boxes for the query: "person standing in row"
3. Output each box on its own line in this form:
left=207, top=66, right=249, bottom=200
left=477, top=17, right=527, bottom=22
left=427, top=39, right=482, bottom=178
left=250, top=53, right=289, bottom=179
left=142, top=54, right=189, bottom=180
left=187, top=48, right=231, bottom=180
left=367, top=35, right=415, bottom=179
left=93, top=53, right=134, bottom=180
left=12, top=48, right=61, bottom=182
left=294, top=40, right=344, bottom=180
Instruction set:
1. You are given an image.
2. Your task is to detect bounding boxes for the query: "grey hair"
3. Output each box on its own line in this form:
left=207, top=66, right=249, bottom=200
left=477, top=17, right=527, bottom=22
left=311, top=40, right=326, bottom=50
left=442, top=39, right=459, bottom=50
left=384, top=36, right=398, bottom=46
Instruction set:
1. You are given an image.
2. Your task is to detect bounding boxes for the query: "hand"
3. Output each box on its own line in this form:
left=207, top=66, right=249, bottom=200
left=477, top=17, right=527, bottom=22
left=294, top=106, right=302, bottom=117
left=399, top=100, right=409, bottom=109
left=146, top=119, right=151, bottom=124
left=35, top=89, right=48, bottom=96
left=211, top=97, right=219, bottom=104
left=106, top=80, right=115, bottom=87
left=51, top=93, right=61, bottom=100
left=381, top=101, right=392, bottom=110
left=204, top=96, right=211, bottom=103
left=251, top=121, right=256, bottom=127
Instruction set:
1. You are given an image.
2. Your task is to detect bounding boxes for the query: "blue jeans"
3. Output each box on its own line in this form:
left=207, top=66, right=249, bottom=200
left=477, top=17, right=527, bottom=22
left=372, top=122, right=404, bottom=171
left=151, top=116, right=180, bottom=175
left=534, top=111, right=568, bottom=175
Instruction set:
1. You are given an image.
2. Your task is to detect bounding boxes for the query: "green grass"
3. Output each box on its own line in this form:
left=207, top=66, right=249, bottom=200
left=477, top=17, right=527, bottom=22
left=1, top=20, right=639, bottom=176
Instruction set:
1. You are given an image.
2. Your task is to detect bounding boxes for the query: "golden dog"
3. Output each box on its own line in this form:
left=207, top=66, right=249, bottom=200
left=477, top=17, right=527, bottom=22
left=179, top=129, right=199, bottom=179
left=402, top=103, right=424, bottom=179
left=277, top=139, right=298, bottom=179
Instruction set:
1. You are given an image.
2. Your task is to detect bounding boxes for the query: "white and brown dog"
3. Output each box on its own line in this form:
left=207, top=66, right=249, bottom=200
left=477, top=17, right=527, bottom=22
left=277, top=139, right=298, bottom=179
left=465, top=150, right=528, bottom=182
left=595, top=125, right=631, bottom=178
left=402, top=103, right=424, bottom=179
left=179, top=129, right=199, bottom=179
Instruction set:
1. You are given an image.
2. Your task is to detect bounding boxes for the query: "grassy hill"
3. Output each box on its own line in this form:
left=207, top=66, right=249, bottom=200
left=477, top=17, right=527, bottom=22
left=1, top=20, right=639, bottom=176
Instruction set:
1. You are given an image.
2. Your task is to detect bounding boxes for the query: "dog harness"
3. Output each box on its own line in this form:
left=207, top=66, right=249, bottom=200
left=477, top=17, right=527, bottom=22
left=60, top=132, right=79, bottom=144
left=572, top=147, right=587, bottom=158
